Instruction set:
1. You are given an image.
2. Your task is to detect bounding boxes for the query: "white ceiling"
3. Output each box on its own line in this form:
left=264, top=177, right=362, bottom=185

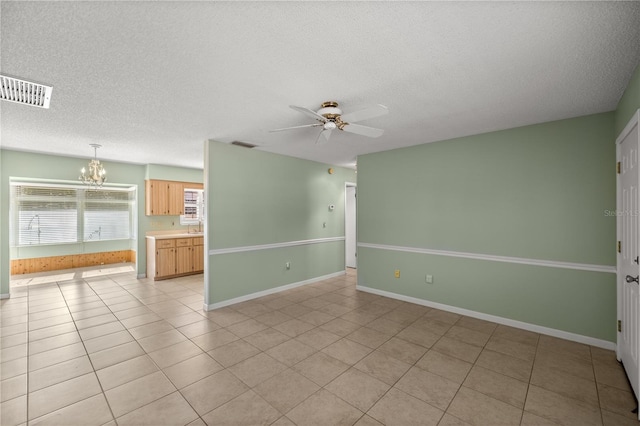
left=1, top=1, right=639, bottom=170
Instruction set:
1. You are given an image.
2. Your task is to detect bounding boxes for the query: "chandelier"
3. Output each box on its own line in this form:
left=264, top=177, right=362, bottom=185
left=79, top=143, right=106, bottom=188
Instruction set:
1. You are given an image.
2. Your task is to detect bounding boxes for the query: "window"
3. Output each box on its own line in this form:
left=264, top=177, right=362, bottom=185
left=12, top=186, right=78, bottom=245
left=180, top=188, right=204, bottom=225
left=10, top=183, right=135, bottom=247
left=84, top=189, right=134, bottom=241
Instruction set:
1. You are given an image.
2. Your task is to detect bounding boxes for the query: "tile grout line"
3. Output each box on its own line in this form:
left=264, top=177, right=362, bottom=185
left=275, top=298, right=441, bottom=424
left=98, top=272, right=212, bottom=425
left=25, top=274, right=453, bottom=424
left=31, top=272, right=169, bottom=423
left=591, top=346, right=607, bottom=426
left=191, top=279, right=361, bottom=425
left=55, top=277, right=120, bottom=426
left=314, top=278, right=415, bottom=420
left=92, top=273, right=198, bottom=424
left=434, top=316, right=487, bottom=423
left=510, top=325, right=538, bottom=426
left=13, top=268, right=629, bottom=425
left=25, top=285, right=31, bottom=425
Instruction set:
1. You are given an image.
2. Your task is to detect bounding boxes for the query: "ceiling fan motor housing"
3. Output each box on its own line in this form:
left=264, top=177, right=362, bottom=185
left=317, top=101, right=342, bottom=120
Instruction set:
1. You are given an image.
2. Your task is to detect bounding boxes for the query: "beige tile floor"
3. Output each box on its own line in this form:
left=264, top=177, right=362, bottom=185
left=1, top=265, right=639, bottom=425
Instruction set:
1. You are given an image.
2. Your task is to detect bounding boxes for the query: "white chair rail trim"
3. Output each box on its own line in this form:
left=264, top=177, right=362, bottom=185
left=358, top=242, right=616, bottom=274
left=209, top=236, right=346, bottom=256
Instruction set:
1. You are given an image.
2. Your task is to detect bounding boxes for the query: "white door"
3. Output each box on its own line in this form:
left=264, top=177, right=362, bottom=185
left=345, top=185, right=357, bottom=268
left=618, top=110, right=640, bottom=405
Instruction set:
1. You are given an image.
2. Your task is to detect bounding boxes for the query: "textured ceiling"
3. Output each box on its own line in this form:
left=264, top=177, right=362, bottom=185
left=1, top=1, right=639, bottom=170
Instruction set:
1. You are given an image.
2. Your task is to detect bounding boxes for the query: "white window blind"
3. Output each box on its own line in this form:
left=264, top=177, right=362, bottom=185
left=12, top=186, right=78, bottom=245
left=10, top=183, right=135, bottom=247
left=83, top=189, right=134, bottom=241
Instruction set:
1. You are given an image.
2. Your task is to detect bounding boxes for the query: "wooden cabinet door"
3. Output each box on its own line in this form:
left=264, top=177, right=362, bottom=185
left=168, top=181, right=184, bottom=215
left=192, top=244, right=204, bottom=272
left=155, top=247, right=175, bottom=277
left=146, top=180, right=166, bottom=215
left=147, top=180, right=170, bottom=215
left=176, top=246, right=192, bottom=274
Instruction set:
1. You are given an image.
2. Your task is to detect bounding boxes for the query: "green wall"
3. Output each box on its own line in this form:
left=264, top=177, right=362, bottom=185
left=616, top=63, right=640, bottom=136
left=0, top=149, right=202, bottom=296
left=357, top=112, right=617, bottom=342
left=146, top=164, right=203, bottom=183
left=205, top=140, right=356, bottom=305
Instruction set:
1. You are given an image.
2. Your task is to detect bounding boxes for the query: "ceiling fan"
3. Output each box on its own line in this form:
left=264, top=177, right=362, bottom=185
left=269, top=101, right=388, bottom=144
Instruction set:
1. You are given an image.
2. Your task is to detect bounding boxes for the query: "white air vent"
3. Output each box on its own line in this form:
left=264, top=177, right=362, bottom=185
left=0, top=75, right=52, bottom=109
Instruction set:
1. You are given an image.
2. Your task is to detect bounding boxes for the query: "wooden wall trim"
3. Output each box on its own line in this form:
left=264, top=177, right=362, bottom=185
left=10, top=250, right=136, bottom=275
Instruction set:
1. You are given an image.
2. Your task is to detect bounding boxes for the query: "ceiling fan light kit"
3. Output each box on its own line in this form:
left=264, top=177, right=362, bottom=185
left=270, top=101, right=388, bottom=144
left=324, top=121, right=337, bottom=131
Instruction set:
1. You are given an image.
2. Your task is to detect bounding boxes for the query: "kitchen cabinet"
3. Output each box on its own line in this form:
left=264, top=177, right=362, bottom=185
left=192, top=237, right=204, bottom=272
left=175, top=238, right=194, bottom=275
left=155, top=240, right=176, bottom=278
left=145, top=180, right=203, bottom=216
left=167, top=181, right=184, bottom=215
left=145, top=180, right=183, bottom=215
left=146, top=235, right=204, bottom=280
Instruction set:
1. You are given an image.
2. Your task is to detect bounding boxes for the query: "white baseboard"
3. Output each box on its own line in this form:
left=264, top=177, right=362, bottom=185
left=356, top=284, right=615, bottom=351
left=137, top=274, right=146, bottom=279
left=0, top=293, right=10, bottom=300
left=204, top=270, right=346, bottom=311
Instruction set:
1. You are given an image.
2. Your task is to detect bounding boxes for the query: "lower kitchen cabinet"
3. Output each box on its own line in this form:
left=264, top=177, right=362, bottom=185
left=156, top=245, right=176, bottom=278
left=146, top=236, right=204, bottom=280
left=192, top=241, right=204, bottom=272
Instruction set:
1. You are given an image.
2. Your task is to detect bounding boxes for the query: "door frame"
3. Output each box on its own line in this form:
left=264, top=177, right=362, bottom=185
left=616, top=109, right=640, bottom=403
left=344, top=181, right=357, bottom=269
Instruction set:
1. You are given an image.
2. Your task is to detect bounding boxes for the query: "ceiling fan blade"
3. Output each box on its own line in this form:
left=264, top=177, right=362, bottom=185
left=315, top=129, right=332, bottom=145
left=340, top=104, right=389, bottom=123
left=290, top=105, right=327, bottom=123
left=342, top=123, right=384, bottom=138
left=269, top=123, right=322, bottom=133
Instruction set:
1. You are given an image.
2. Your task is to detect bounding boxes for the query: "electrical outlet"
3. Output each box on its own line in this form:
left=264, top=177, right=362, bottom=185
left=394, top=269, right=400, bottom=278
left=285, top=262, right=291, bottom=270
left=426, top=274, right=433, bottom=284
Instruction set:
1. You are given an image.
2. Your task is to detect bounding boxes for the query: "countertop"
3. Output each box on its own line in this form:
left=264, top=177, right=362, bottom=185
left=146, top=231, right=204, bottom=240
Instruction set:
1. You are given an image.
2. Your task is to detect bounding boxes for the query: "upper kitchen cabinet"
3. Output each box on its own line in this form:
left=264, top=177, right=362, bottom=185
left=145, top=179, right=203, bottom=216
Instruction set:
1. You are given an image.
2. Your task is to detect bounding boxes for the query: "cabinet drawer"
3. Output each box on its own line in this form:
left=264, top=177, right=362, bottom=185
left=156, top=239, right=175, bottom=249
left=193, top=237, right=204, bottom=246
left=175, top=238, right=192, bottom=247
